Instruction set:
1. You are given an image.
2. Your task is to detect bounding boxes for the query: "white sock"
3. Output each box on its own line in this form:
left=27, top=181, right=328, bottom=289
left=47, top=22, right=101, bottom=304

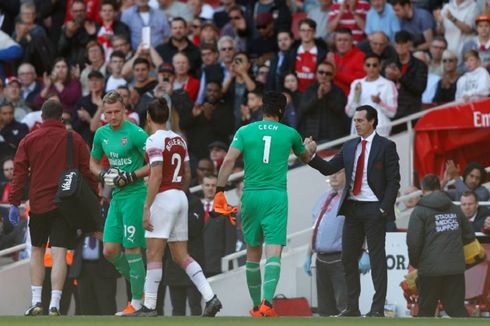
left=31, top=286, right=42, bottom=306
left=183, top=258, right=214, bottom=301
left=144, top=264, right=162, bottom=310
left=49, top=290, right=62, bottom=310
left=131, top=299, right=142, bottom=310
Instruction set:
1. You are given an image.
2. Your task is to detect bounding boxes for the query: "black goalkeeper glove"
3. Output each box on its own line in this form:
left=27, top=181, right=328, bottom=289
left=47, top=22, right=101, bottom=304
left=114, top=170, right=137, bottom=188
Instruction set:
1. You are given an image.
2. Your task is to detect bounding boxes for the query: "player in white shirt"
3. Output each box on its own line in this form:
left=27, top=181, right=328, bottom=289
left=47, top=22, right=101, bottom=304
left=345, top=54, right=398, bottom=137
left=130, top=98, right=222, bottom=317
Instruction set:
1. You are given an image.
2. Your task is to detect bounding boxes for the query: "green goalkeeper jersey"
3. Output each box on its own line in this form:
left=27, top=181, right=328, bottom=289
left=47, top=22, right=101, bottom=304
left=231, top=120, right=305, bottom=192
left=91, top=120, right=148, bottom=196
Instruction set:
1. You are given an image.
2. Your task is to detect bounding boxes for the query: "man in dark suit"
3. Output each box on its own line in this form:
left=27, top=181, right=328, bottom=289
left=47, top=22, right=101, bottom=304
left=460, top=191, right=490, bottom=233
left=305, top=105, right=400, bottom=317
left=265, top=30, right=294, bottom=92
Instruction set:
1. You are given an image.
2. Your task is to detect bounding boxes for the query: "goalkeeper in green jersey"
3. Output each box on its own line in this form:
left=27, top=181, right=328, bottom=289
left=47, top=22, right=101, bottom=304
left=214, top=91, right=314, bottom=316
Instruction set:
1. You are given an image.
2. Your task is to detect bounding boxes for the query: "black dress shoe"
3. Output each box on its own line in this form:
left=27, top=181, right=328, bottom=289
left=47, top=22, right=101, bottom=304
left=364, top=311, right=385, bottom=317
left=336, top=309, right=361, bottom=317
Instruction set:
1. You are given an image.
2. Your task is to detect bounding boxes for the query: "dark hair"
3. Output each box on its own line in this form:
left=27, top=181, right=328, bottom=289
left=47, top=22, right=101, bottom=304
left=133, top=57, right=150, bottom=69
left=395, top=31, right=413, bottom=44
left=41, top=99, right=63, bottom=120
left=171, top=17, right=187, bottom=28
left=147, top=98, right=170, bottom=124
left=317, top=60, right=335, bottom=70
left=262, top=91, right=287, bottom=120
left=298, top=18, right=316, bottom=30
left=228, top=5, right=244, bottom=15
left=432, top=35, right=448, bottom=48
left=460, top=190, right=478, bottom=202
left=421, top=174, right=441, bottom=192
left=200, top=42, right=218, bottom=53
left=72, top=0, right=86, bottom=8
left=463, top=162, right=487, bottom=186
left=110, top=50, right=125, bottom=60
left=277, top=30, right=294, bottom=39
left=364, top=53, right=381, bottom=63
left=392, top=0, right=411, bottom=6
left=52, top=57, right=71, bottom=83
left=335, top=27, right=352, bottom=36
left=101, top=0, right=118, bottom=10
left=355, top=105, right=378, bottom=129
left=0, top=102, right=14, bottom=111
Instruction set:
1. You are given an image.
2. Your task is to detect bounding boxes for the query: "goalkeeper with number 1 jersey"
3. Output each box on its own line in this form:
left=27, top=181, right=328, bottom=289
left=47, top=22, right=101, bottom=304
left=89, top=90, right=149, bottom=316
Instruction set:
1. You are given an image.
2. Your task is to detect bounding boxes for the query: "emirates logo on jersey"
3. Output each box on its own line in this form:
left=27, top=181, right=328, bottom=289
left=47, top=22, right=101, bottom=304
left=121, top=137, right=127, bottom=146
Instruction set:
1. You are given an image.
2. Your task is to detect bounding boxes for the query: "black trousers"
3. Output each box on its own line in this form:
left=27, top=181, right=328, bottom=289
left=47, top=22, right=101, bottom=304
left=418, top=273, right=468, bottom=317
left=77, top=261, right=117, bottom=315
left=315, top=252, right=347, bottom=316
left=169, top=285, right=202, bottom=316
left=342, top=200, right=387, bottom=313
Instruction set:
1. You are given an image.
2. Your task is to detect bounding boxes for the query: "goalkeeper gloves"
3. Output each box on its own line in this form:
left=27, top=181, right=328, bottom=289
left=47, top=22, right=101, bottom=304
left=114, top=170, right=137, bottom=188
left=213, top=191, right=237, bottom=217
left=99, top=168, right=137, bottom=188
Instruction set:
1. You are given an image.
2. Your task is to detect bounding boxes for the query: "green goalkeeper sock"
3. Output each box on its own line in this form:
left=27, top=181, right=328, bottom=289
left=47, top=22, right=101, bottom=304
left=263, top=256, right=281, bottom=304
left=246, top=261, right=262, bottom=307
left=126, top=253, right=145, bottom=300
left=107, top=252, right=130, bottom=280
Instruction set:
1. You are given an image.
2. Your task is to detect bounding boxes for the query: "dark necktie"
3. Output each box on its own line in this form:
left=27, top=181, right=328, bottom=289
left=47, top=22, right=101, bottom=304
left=353, top=140, right=367, bottom=196
left=311, top=192, right=337, bottom=251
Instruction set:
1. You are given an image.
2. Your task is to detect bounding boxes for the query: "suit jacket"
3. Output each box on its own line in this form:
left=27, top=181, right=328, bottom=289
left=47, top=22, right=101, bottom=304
left=69, top=237, right=119, bottom=279
left=309, top=133, right=400, bottom=219
left=472, top=206, right=490, bottom=233
left=203, top=211, right=237, bottom=275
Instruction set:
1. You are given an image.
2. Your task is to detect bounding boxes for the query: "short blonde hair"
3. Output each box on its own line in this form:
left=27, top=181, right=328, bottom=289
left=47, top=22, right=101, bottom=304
left=103, top=90, right=124, bottom=106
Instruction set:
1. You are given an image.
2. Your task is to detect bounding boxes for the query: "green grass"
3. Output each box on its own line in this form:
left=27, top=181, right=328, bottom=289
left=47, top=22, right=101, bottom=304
left=0, top=316, right=489, bottom=326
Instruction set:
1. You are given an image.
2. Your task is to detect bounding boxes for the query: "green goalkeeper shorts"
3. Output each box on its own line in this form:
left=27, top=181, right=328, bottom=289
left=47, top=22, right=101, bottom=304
left=241, top=189, right=288, bottom=247
left=103, top=191, right=147, bottom=249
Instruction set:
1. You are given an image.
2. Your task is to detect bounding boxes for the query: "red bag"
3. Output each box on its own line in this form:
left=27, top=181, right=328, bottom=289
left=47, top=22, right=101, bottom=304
left=272, top=295, right=313, bottom=316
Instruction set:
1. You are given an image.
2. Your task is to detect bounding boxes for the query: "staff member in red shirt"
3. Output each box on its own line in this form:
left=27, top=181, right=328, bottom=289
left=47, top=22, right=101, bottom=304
left=8, top=99, right=97, bottom=316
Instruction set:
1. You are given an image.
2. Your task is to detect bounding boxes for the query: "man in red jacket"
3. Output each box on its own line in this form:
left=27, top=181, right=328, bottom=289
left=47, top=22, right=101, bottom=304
left=328, top=28, right=366, bottom=95
left=9, top=99, right=97, bottom=316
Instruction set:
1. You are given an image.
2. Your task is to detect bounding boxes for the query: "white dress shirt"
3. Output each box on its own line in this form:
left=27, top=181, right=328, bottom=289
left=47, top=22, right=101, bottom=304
left=349, top=131, right=378, bottom=201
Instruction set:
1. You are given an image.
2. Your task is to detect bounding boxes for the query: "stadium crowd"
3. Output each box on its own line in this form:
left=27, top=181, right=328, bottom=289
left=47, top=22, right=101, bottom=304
left=0, top=0, right=489, bottom=318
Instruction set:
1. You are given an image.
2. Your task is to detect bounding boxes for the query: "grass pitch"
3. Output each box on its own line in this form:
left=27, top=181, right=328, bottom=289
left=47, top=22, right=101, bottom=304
left=0, top=316, right=489, bottom=326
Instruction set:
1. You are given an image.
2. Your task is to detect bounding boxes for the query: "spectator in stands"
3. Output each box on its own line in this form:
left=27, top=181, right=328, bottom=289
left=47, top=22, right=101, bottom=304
left=17, top=63, right=42, bottom=110
left=34, top=57, right=82, bottom=120
left=105, top=51, right=127, bottom=92
left=200, top=21, right=220, bottom=46
left=190, top=18, right=202, bottom=46
left=266, top=30, right=293, bottom=92
left=443, top=160, right=490, bottom=201
left=208, top=141, right=228, bottom=174
left=327, top=28, right=366, bottom=95
left=387, top=31, right=427, bottom=120
left=358, top=32, right=398, bottom=66
left=213, top=0, right=237, bottom=29
left=196, top=43, right=224, bottom=104
left=365, top=0, right=400, bottom=42
left=191, top=158, right=215, bottom=187
left=73, top=71, right=105, bottom=145
left=240, top=88, right=263, bottom=126
left=392, top=0, right=434, bottom=51
left=222, top=52, right=257, bottom=129
left=252, top=0, right=292, bottom=33
left=434, top=0, right=479, bottom=62
left=80, top=41, right=107, bottom=96
left=217, top=36, right=236, bottom=78
left=255, top=66, right=269, bottom=85
left=155, top=17, right=202, bottom=74
left=12, top=2, right=47, bottom=40
left=346, top=54, right=397, bottom=137
left=461, top=14, right=490, bottom=71
left=428, top=37, right=447, bottom=77
left=130, top=57, right=158, bottom=97
left=455, top=50, right=490, bottom=102
left=9, top=99, right=97, bottom=316
left=121, top=43, right=163, bottom=80
left=96, top=0, right=131, bottom=62
left=281, top=91, right=298, bottom=128
left=0, top=157, right=13, bottom=203
left=413, top=51, right=440, bottom=105
left=283, top=18, right=328, bottom=93
left=221, top=6, right=253, bottom=52
left=248, top=13, right=277, bottom=67
left=298, top=61, right=348, bottom=142
left=303, top=170, right=348, bottom=316
left=188, top=0, right=215, bottom=21
left=3, top=77, right=31, bottom=121
left=58, top=0, right=97, bottom=67
left=433, top=50, right=460, bottom=104
left=308, top=0, right=333, bottom=40
left=0, top=102, right=28, bottom=150
left=180, top=81, right=234, bottom=160
left=0, top=30, right=22, bottom=81
left=460, top=191, right=490, bottom=233
left=283, top=73, right=302, bottom=111
left=407, top=174, right=473, bottom=318
left=328, top=0, right=370, bottom=44
left=111, top=34, right=133, bottom=61
left=200, top=174, right=236, bottom=277
left=158, top=0, right=193, bottom=22
left=172, top=52, right=200, bottom=103
left=121, top=0, right=170, bottom=50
